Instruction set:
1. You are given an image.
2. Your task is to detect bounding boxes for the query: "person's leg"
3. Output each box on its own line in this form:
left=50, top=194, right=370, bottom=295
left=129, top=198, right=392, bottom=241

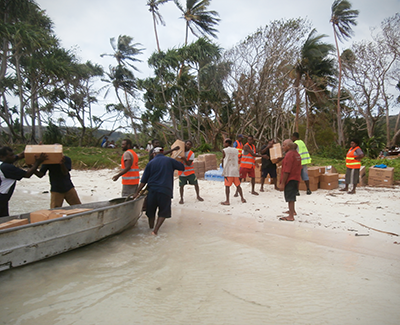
left=221, top=186, right=230, bottom=205
left=51, top=192, right=65, bottom=209
left=272, top=177, right=278, bottom=190
left=341, top=168, right=350, bottom=192
left=179, top=176, right=185, bottom=204
left=302, top=165, right=311, bottom=194
left=179, top=186, right=184, bottom=204
left=64, top=188, right=82, bottom=206
left=152, top=193, right=171, bottom=235
left=260, top=169, right=267, bottom=191
left=280, top=180, right=297, bottom=221
left=251, top=178, right=258, bottom=195
left=194, top=184, right=204, bottom=201
left=152, top=217, right=166, bottom=235
left=146, top=190, right=157, bottom=229
left=235, top=168, right=246, bottom=197
left=237, top=185, right=246, bottom=203
left=348, top=169, right=359, bottom=194
left=0, top=200, right=10, bottom=217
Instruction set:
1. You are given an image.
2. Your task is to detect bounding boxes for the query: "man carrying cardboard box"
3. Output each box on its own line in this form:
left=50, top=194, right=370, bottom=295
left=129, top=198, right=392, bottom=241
left=36, top=155, right=82, bottom=208
left=259, top=139, right=279, bottom=191
left=148, top=139, right=180, bottom=162
left=0, top=146, right=47, bottom=217
left=291, top=132, right=312, bottom=195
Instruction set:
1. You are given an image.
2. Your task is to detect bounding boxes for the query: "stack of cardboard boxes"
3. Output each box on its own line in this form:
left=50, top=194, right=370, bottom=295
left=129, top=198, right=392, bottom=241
left=193, top=159, right=205, bottom=179
left=368, top=166, right=394, bottom=187
left=319, top=173, right=339, bottom=190
left=299, top=166, right=324, bottom=191
left=198, top=154, right=218, bottom=172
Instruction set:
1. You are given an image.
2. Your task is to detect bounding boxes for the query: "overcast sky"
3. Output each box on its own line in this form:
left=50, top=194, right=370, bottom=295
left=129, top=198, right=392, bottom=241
left=34, top=0, right=400, bottom=126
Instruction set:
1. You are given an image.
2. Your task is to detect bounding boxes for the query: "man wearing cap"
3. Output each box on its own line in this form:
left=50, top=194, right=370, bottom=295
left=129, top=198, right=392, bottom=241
left=112, top=139, right=140, bottom=197
left=148, top=139, right=180, bottom=162
left=133, top=147, right=185, bottom=235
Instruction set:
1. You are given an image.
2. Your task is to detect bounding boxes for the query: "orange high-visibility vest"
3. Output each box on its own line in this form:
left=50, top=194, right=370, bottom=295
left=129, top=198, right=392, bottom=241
left=240, top=143, right=256, bottom=169
left=121, top=149, right=140, bottom=185
left=234, top=140, right=243, bottom=158
left=178, top=150, right=195, bottom=176
left=346, top=146, right=362, bottom=169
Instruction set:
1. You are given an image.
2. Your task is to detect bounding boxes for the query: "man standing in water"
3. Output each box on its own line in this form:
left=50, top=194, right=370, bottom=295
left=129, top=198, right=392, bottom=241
left=134, top=147, right=184, bottom=235
left=112, top=139, right=140, bottom=197
left=221, top=138, right=246, bottom=205
left=340, top=139, right=364, bottom=194
left=178, top=140, right=204, bottom=204
left=279, top=139, right=301, bottom=221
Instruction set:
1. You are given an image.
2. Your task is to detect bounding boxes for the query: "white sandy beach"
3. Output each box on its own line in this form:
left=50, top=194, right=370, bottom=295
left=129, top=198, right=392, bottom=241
left=11, top=168, right=400, bottom=249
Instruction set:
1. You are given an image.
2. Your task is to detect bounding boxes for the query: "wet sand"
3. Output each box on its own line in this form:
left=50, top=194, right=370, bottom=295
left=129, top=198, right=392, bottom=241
left=1, top=169, right=400, bottom=324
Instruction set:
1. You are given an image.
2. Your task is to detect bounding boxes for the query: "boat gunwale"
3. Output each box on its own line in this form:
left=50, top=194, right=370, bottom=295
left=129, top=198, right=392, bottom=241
left=0, top=196, right=145, bottom=234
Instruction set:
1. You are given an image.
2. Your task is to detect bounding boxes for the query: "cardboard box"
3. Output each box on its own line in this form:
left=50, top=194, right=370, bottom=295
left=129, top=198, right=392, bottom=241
left=308, top=166, right=325, bottom=178
left=368, top=176, right=394, bottom=187
left=320, top=173, right=339, bottom=183
left=270, top=144, right=283, bottom=164
left=359, top=166, right=366, bottom=177
left=299, top=180, right=318, bottom=191
left=25, top=144, right=63, bottom=165
left=368, top=166, right=394, bottom=180
left=324, top=166, right=337, bottom=174
left=170, top=140, right=186, bottom=160
left=0, top=218, right=29, bottom=230
left=319, top=181, right=339, bottom=190
left=358, top=174, right=367, bottom=186
left=30, top=208, right=91, bottom=223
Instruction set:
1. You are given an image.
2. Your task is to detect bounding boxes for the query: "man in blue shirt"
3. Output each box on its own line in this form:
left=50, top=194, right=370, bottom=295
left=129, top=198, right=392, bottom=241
left=0, top=146, right=46, bottom=217
left=134, top=147, right=184, bottom=235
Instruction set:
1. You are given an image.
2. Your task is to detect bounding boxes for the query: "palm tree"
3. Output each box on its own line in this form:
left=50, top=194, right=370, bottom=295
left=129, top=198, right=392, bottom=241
left=100, top=35, right=143, bottom=71
left=147, top=0, right=170, bottom=52
left=330, top=0, right=358, bottom=145
left=174, top=0, right=220, bottom=45
left=294, top=29, right=335, bottom=133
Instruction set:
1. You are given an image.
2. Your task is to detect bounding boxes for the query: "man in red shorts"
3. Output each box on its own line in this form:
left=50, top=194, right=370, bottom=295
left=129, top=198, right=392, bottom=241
left=236, top=135, right=266, bottom=196
left=221, top=138, right=246, bottom=205
left=279, top=139, right=302, bottom=221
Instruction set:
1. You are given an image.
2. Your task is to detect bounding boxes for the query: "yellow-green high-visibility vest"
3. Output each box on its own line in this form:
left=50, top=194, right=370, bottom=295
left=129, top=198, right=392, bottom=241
left=294, top=140, right=311, bottom=165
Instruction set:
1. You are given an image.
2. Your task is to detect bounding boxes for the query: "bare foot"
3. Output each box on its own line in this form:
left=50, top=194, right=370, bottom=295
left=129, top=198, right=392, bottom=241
left=179, top=199, right=184, bottom=204
left=274, top=187, right=279, bottom=191
left=241, top=198, right=247, bottom=203
left=284, top=210, right=297, bottom=216
left=234, top=193, right=239, bottom=197
left=340, top=188, right=347, bottom=192
left=348, top=190, right=356, bottom=194
left=197, top=196, right=204, bottom=202
left=151, top=231, right=157, bottom=235
left=279, top=217, right=295, bottom=221
left=221, top=201, right=230, bottom=205
left=260, top=188, right=264, bottom=192
left=251, top=191, right=259, bottom=195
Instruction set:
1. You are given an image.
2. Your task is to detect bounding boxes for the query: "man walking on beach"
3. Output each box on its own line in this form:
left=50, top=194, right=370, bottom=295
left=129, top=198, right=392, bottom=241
left=134, top=147, right=185, bottom=235
left=36, top=155, right=82, bottom=208
left=112, top=139, right=140, bottom=197
left=179, top=140, right=204, bottom=204
left=0, top=146, right=46, bottom=217
left=279, top=139, right=301, bottom=221
left=259, top=139, right=279, bottom=191
left=291, top=132, right=312, bottom=195
left=340, top=139, right=364, bottom=194
left=221, top=138, right=246, bottom=205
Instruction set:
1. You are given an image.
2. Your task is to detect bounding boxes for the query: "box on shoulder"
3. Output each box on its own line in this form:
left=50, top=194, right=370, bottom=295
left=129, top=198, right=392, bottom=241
left=170, top=140, right=186, bottom=160
left=270, top=144, right=283, bottom=164
left=25, top=144, right=63, bottom=165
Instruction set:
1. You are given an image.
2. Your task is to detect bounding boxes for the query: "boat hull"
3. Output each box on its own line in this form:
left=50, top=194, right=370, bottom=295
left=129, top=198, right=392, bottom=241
left=0, top=196, right=145, bottom=271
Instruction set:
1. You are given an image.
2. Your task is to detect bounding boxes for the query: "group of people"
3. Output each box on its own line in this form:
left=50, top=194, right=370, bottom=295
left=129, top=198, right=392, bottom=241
left=1, top=133, right=364, bottom=235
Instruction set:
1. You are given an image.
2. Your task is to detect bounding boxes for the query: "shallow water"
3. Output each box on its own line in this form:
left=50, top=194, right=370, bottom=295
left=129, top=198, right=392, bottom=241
left=1, top=205, right=400, bottom=325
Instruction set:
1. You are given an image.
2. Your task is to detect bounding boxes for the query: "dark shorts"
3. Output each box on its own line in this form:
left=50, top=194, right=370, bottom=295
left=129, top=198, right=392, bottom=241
left=284, top=180, right=298, bottom=202
left=239, top=167, right=255, bottom=179
left=261, top=167, right=277, bottom=178
left=179, top=173, right=198, bottom=186
left=345, top=168, right=360, bottom=185
left=146, top=189, right=172, bottom=219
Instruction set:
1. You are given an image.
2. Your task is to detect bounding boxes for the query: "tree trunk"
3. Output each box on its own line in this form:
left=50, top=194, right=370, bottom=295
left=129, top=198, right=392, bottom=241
left=333, top=28, right=344, bottom=146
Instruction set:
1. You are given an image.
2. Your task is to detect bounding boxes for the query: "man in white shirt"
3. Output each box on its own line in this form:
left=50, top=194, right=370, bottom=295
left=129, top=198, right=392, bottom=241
left=221, top=138, right=246, bottom=205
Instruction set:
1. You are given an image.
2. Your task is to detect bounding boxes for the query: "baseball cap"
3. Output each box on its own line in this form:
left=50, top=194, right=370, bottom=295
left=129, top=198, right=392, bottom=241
left=153, top=147, right=164, bottom=153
